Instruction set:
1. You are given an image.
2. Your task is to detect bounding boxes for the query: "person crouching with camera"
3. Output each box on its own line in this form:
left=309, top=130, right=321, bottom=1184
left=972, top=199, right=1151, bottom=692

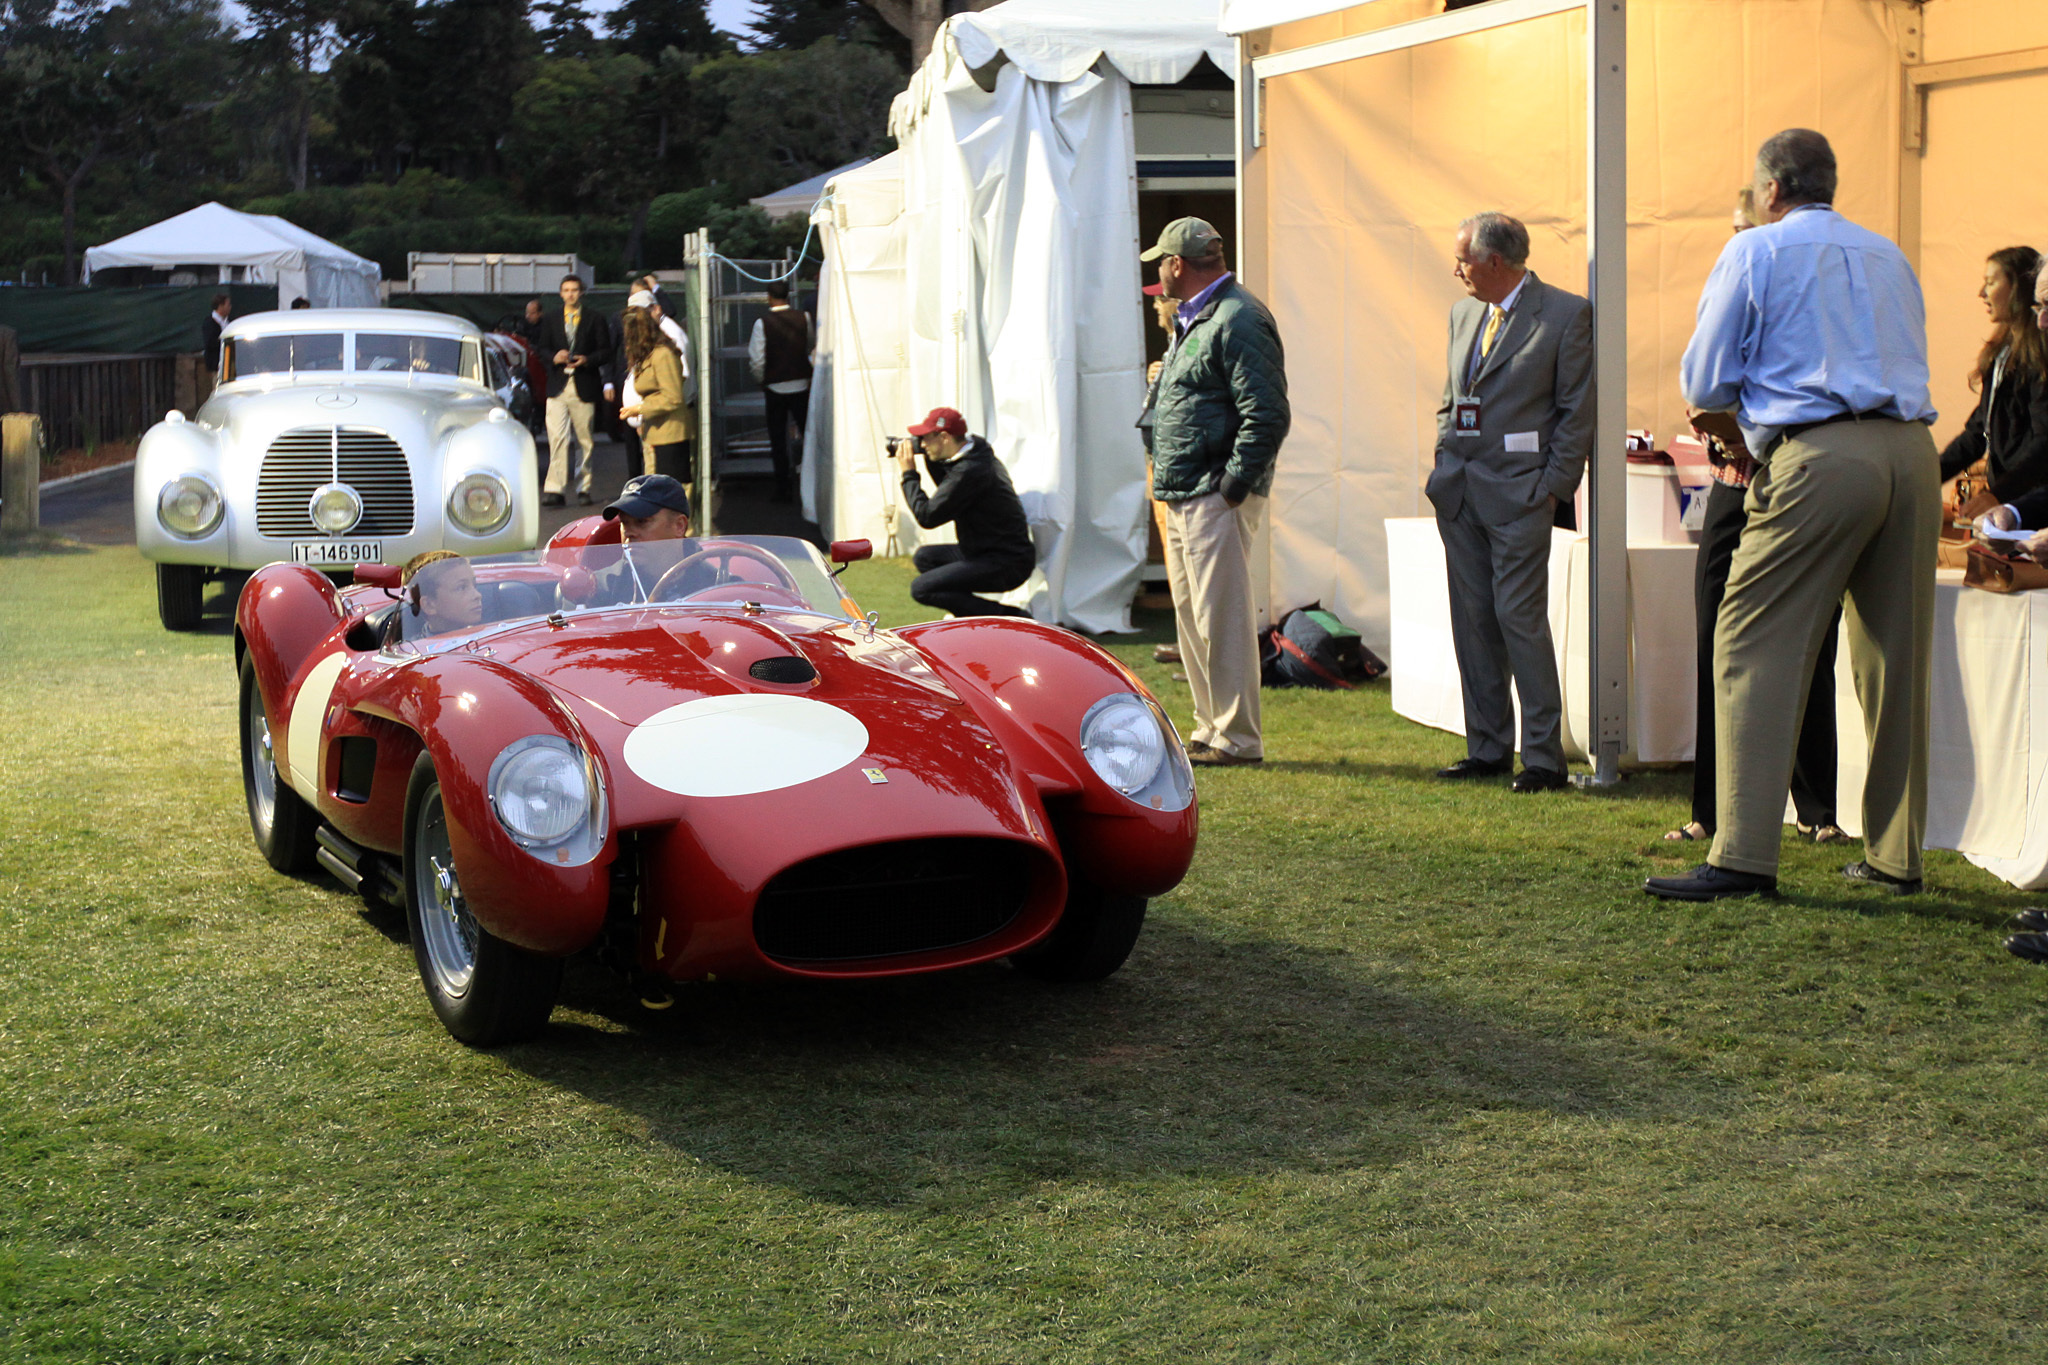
left=893, top=407, right=1036, bottom=619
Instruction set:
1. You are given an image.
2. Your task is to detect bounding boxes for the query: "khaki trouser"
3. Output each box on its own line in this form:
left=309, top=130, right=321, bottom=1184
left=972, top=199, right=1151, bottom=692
left=1163, top=492, right=1265, bottom=759
left=1710, top=418, right=1939, bottom=880
left=545, top=393, right=597, bottom=496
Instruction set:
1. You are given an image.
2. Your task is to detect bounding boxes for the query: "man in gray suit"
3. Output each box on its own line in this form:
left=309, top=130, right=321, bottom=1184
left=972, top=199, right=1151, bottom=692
left=1428, top=212, right=1595, bottom=792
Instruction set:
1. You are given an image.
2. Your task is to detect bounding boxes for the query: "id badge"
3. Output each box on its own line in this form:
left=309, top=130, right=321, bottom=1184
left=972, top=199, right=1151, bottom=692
left=1454, top=400, right=1483, bottom=438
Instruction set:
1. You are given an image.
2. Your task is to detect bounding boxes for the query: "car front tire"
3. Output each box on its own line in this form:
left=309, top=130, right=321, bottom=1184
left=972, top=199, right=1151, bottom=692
left=157, top=563, right=206, bottom=631
left=239, top=655, right=319, bottom=874
left=402, top=753, right=562, bottom=1046
left=1011, top=880, right=1147, bottom=983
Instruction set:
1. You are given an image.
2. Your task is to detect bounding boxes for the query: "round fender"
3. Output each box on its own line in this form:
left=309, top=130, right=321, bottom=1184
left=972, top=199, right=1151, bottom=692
left=377, top=657, right=614, bottom=956
left=236, top=564, right=345, bottom=733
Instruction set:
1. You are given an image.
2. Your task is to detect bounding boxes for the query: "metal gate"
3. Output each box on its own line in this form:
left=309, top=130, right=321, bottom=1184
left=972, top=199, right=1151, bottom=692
left=681, top=233, right=814, bottom=535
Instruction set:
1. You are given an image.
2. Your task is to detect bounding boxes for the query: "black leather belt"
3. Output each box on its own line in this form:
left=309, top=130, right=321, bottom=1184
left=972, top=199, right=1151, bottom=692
left=1765, top=410, right=1893, bottom=456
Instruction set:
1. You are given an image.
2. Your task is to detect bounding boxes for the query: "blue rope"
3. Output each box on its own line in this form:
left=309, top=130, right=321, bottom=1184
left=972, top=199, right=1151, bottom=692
left=702, top=192, right=828, bottom=284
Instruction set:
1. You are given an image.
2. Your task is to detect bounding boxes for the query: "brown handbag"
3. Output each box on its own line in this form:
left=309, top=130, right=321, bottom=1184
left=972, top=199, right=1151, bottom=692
left=1964, top=547, right=2048, bottom=593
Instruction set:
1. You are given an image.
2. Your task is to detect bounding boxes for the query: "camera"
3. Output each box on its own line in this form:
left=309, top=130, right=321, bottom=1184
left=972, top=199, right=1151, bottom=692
left=887, top=435, right=925, bottom=457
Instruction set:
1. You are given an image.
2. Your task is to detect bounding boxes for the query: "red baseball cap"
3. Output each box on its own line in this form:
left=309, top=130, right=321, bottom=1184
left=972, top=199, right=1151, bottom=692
left=907, top=406, right=967, bottom=438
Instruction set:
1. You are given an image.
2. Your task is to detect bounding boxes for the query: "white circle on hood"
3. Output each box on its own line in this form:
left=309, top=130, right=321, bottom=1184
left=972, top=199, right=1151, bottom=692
left=622, top=694, right=869, bottom=798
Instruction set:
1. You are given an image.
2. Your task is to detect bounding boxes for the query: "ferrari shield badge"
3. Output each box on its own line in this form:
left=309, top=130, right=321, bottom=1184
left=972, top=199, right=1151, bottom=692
left=863, top=768, right=888, bottom=784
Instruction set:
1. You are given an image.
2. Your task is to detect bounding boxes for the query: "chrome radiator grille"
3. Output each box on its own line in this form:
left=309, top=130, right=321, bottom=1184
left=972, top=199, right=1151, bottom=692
left=255, top=427, right=415, bottom=538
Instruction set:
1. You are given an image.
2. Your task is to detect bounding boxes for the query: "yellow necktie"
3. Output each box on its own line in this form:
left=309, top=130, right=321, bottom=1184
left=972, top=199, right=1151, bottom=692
left=1480, top=306, right=1506, bottom=360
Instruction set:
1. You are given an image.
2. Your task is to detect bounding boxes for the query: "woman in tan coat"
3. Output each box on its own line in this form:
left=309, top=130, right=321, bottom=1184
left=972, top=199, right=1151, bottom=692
left=618, top=308, right=694, bottom=491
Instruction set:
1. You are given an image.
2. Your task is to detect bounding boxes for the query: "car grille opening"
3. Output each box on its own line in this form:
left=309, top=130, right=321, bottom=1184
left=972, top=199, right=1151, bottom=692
left=256, top=426, right=416, bottom=538
left=754, top=837, right=1034, bottom=964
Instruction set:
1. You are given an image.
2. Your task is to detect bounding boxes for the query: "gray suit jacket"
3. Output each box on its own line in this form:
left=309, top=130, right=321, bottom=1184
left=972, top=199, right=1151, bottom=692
left=1428, top=272, right=1595, bottom=523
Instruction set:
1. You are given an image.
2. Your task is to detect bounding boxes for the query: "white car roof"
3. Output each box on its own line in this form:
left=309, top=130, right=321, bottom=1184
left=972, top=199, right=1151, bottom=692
left=224, top=309, right=483, bottom=341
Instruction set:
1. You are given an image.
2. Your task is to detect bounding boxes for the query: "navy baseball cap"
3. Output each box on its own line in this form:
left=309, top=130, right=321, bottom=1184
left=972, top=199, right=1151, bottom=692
left=604, top=474, right=691, bottom=521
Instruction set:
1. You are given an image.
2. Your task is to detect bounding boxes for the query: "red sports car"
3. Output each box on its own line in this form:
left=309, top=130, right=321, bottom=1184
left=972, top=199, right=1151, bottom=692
left=233, top=519, right=1198, bottom=1045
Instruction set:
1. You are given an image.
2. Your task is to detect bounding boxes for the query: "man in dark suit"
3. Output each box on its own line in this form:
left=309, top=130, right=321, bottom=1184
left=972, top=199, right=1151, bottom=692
left=538, top=274, right=613, bottom=506
left=201, top=294, right=231, bottom=373
left=1428, top=211, right=1595, bottom=793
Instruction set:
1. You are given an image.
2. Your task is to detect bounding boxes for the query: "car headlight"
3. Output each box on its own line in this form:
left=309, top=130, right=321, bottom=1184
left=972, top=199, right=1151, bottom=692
left=1079, top=691, right=1193, bottom=811
left=448, top=471, right=512, bottom=534
left=309, top=482, right=362, bottom=534
left=157, top=475, right=223, bottom=538
left=487, top=735, right=606, bottom=863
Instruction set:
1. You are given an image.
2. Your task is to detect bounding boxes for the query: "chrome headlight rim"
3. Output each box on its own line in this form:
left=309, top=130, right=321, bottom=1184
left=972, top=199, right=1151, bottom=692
left=156, top=472, right=225, bottom=539
left=308, top=482, right=363, bottom=535
left=486, top=734, right=607, bottom=865
left=447, top=469, right=513, bottom=536
left=1079, top=690, right=1193, bottom=812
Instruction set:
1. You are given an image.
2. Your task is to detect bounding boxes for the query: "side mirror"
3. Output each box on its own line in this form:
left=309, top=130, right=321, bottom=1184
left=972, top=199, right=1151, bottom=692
left=829, top=539, right=873, bottom=566
left=354, top=563, right=401, bottom=589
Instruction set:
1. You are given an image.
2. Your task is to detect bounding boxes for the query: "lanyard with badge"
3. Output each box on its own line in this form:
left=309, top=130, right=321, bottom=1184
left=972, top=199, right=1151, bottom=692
left=1455, top=306, right=1506, bottom=438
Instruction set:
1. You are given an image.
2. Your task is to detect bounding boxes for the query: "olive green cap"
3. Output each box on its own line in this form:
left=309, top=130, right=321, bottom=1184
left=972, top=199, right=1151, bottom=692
left=1140, top=216, right=1224, bottom=262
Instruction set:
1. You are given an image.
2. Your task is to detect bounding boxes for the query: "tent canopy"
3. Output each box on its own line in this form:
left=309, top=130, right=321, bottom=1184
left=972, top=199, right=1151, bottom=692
left=946, top=0, right=1235, bottom=88
left=751, top=159, right=874, bottom=221
left=83, top=202, right=381, bottom=309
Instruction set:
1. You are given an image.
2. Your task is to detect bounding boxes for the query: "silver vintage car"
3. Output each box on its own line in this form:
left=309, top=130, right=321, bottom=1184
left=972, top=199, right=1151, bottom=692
left=137, top=309, right=540, bottom=630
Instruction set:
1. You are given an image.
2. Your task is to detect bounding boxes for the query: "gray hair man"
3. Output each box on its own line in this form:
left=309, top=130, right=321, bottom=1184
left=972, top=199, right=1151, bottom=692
left=1648, top=129, right=1939, bottom=901
left=1142, top=216, right=1290, bottom=767
left=1428, top=211, right=1594, bottom=793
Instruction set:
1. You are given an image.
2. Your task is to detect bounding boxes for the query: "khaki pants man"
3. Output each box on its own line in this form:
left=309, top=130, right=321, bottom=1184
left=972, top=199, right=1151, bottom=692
left=545, top=392, right=597, bottom=498
left=1711, top=418, right=1939, bottom=880
left=1162, top=492, right=1265, bottom=759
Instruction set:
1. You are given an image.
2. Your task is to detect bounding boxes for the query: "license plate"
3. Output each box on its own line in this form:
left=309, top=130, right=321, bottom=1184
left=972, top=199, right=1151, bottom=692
left=291, top=540, right=383, bottom=565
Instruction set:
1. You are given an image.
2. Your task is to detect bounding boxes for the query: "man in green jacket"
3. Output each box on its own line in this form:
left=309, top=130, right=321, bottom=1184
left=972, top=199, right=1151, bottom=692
left=1144, top=217, right=1290, bottom=767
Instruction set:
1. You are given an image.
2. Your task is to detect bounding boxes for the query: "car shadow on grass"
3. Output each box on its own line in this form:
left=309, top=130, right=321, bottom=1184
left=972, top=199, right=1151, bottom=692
left=497, top=915, right=1722, bottom=1208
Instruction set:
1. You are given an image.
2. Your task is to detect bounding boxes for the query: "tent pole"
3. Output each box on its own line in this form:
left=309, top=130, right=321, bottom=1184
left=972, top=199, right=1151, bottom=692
left=1582, top=0, right=1627, bottom=787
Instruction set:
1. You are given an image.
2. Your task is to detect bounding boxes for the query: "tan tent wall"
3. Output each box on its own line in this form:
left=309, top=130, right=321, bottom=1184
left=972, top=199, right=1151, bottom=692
left=1238, top=0, right=1969, bottom=653
left=1911, top=1, right=2048, bottom=451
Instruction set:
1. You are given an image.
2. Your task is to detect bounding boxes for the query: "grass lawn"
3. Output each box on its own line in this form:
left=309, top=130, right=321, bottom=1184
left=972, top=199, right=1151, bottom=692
left=3, top=540, right=2046, bottom=1363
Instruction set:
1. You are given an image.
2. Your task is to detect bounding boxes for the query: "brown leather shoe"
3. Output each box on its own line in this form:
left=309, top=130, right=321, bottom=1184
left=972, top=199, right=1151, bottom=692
left=1189, top=746, right=1263, bottom=767
left=1152, top=643, right=1182, bottom=664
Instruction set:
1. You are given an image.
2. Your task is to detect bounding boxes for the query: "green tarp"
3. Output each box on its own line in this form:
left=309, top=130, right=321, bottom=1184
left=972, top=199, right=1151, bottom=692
left=0, top=284, right=280, bottom=354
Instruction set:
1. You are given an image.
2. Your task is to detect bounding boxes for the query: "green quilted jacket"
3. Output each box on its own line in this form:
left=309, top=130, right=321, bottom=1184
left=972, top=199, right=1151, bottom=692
left=1148, top=278, right=1290, bottom=503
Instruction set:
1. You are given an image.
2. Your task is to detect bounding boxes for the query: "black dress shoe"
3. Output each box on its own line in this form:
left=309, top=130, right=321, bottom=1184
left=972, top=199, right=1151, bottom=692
left=577, top=490, right=594, bottom=506
left=2012, top=908, right=2048, bottom=932
left=1643, top=863, right=1778, bottom=901
left=1435, top=757, right=1512, bottom=780
left=2006, top=931, right=2048, bottom=965
left=1842, top=860, right=1923, bottom=895
left=1511, top=766, right=1569, bottom=793
left=541, top=492, right=565, bottom=507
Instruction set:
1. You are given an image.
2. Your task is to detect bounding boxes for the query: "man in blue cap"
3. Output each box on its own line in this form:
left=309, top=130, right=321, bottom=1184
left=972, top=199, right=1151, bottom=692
left=589, top=474, right=699, bottom=605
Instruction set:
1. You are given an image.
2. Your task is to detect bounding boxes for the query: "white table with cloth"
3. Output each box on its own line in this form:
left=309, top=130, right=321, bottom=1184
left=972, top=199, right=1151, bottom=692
left=1833, top=569, right=2048, bottom=890
left=1383, top=517, right=1698, bottom=765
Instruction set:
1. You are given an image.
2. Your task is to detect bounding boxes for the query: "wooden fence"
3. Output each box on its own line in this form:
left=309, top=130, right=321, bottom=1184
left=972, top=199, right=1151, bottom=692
left=17, top=352, right=195, bottom=453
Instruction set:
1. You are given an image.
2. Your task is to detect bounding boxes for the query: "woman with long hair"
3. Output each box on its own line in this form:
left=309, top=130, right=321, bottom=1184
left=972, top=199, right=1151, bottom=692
left=1942, top=245, right=2048, bottom=510
left=618, top=307, right=694, bottom=490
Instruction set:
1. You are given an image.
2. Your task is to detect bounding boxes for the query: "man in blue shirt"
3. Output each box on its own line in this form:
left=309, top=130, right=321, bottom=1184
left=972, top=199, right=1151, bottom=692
left=1648, top=129, right=1940, bottom=902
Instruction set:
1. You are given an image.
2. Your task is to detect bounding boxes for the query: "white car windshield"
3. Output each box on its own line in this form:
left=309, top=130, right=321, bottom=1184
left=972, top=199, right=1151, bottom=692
left=230, top=333, right=344, bottom=375
left=226, top=331, right=484, bottom=382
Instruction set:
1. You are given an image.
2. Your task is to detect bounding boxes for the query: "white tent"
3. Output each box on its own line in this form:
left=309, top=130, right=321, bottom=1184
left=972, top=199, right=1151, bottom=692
left=751, top=159, right=874, bottom=221
left=807, top=0, right=1231, bottom=634
left=83, top=202, right=382, bottom=309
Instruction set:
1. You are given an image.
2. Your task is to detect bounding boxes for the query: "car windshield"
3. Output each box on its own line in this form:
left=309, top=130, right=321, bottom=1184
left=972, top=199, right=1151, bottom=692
left=379, top=537, right=851, bottom=651
left=225, top=331, right=484, bottom=382
left=355, top=333, right=478, bottom=379
left=229, top=332, right=345, bottom=376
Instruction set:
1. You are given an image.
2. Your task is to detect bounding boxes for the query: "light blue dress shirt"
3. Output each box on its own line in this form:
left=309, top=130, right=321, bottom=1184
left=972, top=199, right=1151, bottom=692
left=1680, top=204, right=1936, bottom=454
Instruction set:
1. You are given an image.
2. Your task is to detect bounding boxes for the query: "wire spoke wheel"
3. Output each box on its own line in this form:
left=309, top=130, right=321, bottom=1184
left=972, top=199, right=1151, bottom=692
left=411, top=788, right=479, bottom=1000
